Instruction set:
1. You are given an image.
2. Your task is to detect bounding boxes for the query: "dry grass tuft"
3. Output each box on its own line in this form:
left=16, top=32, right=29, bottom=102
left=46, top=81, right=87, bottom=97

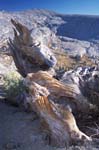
left=53, top=50, right=96, bottom=71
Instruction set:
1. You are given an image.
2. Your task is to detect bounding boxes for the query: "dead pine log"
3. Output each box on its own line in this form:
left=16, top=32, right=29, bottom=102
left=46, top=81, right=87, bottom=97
left=9, top=19, right=92, bottom=147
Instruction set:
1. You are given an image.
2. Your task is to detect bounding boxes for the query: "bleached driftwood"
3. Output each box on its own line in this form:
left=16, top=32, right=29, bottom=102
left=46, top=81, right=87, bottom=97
left=9, top=20, right=92, bottom=146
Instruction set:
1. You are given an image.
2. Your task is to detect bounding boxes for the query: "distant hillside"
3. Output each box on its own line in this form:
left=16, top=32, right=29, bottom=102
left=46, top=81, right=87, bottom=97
left=0, top=9, right=99, bottom=61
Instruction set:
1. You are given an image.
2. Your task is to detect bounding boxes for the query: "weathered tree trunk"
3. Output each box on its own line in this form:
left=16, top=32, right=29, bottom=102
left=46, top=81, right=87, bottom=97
left=24, top=71, right=91, bottom=146
left=9, top=19, right=91, bottom=146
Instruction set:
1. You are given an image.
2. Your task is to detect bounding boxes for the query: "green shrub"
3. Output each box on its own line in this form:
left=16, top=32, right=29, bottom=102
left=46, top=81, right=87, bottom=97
left=3, top=72, right=26, bottom=100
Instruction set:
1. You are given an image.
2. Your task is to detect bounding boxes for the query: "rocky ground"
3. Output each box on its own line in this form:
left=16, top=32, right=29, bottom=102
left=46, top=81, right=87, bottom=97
left=1, top=9, right=99, bottom=60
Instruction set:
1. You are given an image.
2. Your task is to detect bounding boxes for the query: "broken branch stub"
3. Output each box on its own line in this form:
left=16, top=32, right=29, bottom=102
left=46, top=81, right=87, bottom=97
left=11, top=19, right=33, bottom=45
left=9, top=19, right=35, bottom=77
left=9, top=19, right=57, bottom=77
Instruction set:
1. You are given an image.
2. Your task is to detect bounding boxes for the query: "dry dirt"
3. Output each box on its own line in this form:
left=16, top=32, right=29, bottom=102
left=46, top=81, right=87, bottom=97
left=0, top=100, right=99, bottom=150
left=0, top=100, right=51, bottom=150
